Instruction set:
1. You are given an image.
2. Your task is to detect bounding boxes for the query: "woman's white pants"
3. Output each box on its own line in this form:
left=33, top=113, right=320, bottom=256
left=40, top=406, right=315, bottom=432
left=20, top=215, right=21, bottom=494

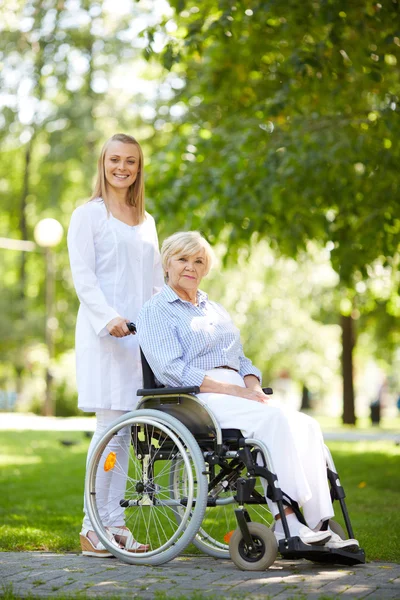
left=82, top=409, right=130, bottom=531
left=199, top=369, right=334, bottom=530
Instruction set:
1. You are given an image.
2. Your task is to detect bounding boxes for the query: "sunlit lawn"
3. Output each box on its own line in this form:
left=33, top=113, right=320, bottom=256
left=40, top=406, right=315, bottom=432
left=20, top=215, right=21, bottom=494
left=0, top=429, right=399, bottom=563
left=0, top=431, right=86, bottom=553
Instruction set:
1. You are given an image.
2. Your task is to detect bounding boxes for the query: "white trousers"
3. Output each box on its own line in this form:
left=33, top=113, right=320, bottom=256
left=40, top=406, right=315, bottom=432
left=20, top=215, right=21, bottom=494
left=199, top=369, right=334, bottom=530
left=82, top=409, right=130, bottom=531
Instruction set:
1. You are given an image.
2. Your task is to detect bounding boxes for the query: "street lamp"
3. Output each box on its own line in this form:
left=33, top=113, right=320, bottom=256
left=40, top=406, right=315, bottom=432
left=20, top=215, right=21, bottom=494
left=33, top=218, right=64, bottom=416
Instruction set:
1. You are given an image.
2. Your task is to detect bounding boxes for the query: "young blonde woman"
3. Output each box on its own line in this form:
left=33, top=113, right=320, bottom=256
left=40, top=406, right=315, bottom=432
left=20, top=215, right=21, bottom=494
left=67, top=133, right=163, bottom=556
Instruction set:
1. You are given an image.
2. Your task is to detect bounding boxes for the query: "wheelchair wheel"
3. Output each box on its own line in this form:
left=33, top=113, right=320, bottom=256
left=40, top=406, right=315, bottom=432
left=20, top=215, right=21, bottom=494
left=85, top=409, right=208, bottom=565
left=229, top=522, right=278, bottom=571
left=169, top=460, right=273, bottom=559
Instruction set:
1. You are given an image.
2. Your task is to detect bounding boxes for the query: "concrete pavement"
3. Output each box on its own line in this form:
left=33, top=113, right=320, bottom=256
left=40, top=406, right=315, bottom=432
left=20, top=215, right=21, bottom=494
left=1, top=551, right=400, bottom=600
left=0, top=412, right=96, bottom=432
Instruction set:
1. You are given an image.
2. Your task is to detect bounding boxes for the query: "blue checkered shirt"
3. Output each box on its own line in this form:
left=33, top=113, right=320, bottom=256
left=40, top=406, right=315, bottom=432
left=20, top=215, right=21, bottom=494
left=137, top=284, right=261, bottom=388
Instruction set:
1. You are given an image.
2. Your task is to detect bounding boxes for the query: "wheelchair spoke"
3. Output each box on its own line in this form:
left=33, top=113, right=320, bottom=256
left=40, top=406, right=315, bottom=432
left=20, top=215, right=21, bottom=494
left=170, top=454, right=273, bottom=559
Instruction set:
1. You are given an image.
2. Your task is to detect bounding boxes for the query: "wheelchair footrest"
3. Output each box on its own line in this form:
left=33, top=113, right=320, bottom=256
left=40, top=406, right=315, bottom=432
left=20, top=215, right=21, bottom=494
left=278, top=537, right=366, bottom=566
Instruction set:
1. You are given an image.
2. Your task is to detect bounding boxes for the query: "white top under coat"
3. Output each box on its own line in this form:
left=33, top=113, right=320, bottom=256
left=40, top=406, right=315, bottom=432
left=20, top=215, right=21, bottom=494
left=67, top=198, right=164, bottom=412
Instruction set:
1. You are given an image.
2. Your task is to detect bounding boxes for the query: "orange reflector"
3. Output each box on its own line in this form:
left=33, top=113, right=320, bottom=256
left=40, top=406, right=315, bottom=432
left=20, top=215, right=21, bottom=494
left=223, top=530, right=235, bottom=543
left=104, top=451, right=117, bottom=471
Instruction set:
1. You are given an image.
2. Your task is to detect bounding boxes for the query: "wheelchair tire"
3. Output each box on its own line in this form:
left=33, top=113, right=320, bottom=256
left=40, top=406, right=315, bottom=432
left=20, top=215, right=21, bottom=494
left=329, top=520, right=347, bottom=540
left=229, top=522, right=278, bottom=571
left=85, top=409, right=208, bottom=565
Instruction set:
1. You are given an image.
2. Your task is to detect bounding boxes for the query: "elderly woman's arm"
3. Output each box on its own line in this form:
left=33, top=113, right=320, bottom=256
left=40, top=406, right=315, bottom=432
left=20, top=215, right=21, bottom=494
left=200, top=375, right=269, bottom=403
left=138, top=303, right=270, bottom=404
left=137, top=305, right=206, bottom=388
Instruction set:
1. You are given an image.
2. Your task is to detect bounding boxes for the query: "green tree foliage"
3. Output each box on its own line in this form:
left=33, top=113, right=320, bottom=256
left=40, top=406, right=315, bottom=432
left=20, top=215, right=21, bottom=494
left=0, top=0, right=154, bottom=397
left=145, top=0, right=400, bottom=279
left=142, top=0, right=400, bottom=422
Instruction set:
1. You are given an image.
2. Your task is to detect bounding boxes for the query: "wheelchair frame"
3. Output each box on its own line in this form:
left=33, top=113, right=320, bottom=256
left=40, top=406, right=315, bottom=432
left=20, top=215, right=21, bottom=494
left=85, top=350, right=365, bottom=570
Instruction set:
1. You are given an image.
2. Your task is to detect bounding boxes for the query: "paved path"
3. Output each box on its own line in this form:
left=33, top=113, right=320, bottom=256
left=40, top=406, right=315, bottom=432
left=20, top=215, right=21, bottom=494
left=0, top=412, right=96, bottom=432
left=0, top=412, right=399, bottom=442
left=1, top=552, right=399, bottom=599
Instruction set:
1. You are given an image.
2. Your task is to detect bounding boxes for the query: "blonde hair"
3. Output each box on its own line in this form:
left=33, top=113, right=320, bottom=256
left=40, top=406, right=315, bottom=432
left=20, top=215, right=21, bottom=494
left=161, top=231, right=215, bottom=278
left=90, top=133, right=145, bottom=223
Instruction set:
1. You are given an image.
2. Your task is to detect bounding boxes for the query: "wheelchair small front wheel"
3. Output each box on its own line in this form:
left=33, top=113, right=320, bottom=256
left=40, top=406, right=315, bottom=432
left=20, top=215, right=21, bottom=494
left=229, top=522, right=278, bottom=571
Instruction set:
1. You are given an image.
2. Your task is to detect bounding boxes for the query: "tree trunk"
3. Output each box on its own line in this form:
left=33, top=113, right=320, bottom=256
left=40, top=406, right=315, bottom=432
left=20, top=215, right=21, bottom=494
left=18, top=142, right=31, bottom=290
left=300, top=384, right=311, bottom=410
left=14, top=141, right=33, bottom=388
left=341, top=314, right=356, bottom=425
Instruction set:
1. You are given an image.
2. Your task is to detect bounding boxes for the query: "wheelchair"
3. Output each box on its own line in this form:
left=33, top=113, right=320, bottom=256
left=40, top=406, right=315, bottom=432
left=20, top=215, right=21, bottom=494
left=85, top=347, right=365, bottom=571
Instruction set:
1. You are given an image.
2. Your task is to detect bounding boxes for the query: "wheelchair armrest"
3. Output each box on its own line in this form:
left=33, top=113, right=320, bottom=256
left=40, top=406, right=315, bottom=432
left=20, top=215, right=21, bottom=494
left=263, top=387, right=273, bottom=395
left=137, top=386, right=200, bottom=396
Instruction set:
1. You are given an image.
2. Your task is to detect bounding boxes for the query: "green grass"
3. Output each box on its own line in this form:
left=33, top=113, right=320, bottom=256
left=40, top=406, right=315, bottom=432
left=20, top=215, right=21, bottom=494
left=322, top=439, right=400, bottom=563
left=0, top=430, right=86, bottom=552
left=0, top=430, right=399, bottom=562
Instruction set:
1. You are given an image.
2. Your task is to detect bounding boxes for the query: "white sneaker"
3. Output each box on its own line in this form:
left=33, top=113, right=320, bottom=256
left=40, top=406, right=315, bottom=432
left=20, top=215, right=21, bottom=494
left=275, top=525, right=331, bottom=546
left=324, top=530, right=359, bottom=552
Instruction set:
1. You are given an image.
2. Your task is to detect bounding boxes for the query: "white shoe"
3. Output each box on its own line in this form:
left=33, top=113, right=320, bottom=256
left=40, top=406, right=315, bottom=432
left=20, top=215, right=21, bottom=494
left=275, top=525, right=331, bottom=546
left=324, top=530, right=359, bottom=552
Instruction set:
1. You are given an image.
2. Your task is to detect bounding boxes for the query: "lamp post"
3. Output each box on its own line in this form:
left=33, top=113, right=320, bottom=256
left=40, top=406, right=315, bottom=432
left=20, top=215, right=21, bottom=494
left=33, top=218, right=64, bottom=416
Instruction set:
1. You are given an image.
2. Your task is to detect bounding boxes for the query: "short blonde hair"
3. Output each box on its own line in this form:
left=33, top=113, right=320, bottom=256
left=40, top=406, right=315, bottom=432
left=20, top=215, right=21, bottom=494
left=161, top=231, right=214, bottom=277
left=90, top=133, right=145, bottom=223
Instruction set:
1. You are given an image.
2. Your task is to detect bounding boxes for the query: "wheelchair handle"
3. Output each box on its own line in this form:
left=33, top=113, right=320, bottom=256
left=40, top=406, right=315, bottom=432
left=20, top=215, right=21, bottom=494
left=127, top=322, right=137, bottom=334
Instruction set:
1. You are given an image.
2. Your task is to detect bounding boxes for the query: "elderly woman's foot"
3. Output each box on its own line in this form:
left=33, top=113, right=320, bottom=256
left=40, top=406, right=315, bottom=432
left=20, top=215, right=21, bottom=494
left=274, top=513, right=331, bottom=546
left=108, top=525, right=150, bottom=553
left=324, top=529, right=359, bottom=552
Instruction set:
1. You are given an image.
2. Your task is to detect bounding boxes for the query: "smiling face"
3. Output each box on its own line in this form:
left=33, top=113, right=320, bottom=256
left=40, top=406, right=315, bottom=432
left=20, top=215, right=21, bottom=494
left=167, top=249, right=207, bottom=300
left=104, top=140, right=140, bottom=194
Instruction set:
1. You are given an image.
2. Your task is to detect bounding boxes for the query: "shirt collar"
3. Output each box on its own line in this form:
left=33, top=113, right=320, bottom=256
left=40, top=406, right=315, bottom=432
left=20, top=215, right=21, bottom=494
left=162, top=284, right=208, bottom=306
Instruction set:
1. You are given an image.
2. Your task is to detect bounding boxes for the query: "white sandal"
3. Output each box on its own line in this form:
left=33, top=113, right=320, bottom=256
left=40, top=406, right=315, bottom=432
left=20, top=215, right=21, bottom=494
left=80, top=528, right=114, bottom=557
left=108, top=525, right=150, bottom=553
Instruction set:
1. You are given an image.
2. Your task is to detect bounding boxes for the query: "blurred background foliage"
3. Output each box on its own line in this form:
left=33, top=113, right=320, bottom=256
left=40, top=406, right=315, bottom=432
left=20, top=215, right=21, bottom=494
left=0, top=0, right=399, bottom=422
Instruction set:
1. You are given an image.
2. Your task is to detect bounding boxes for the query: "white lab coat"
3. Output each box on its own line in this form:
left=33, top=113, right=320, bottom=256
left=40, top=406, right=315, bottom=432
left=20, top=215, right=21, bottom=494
left=67, top=199, right=164, bottom=412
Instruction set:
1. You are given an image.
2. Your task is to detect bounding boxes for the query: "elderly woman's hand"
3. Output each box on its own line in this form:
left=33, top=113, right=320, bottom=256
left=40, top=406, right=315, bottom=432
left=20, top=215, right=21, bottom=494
left=235, top=387, right=270, bottom=404
left=241, top=374, right=270, bottom=403
left=200, top=375, right=271, bottom=403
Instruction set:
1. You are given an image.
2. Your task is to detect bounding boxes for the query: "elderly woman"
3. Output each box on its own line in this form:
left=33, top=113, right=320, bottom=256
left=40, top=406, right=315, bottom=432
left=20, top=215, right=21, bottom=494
left=137, top=231, right=359, bottom=551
